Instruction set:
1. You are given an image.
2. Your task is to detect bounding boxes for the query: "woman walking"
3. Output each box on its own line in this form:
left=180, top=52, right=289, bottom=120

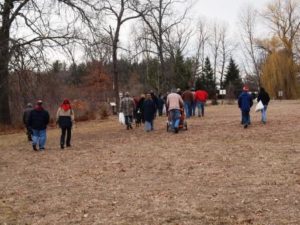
left=257, top=87, right=270, bottom=124
left=56, top=99, right=75, bottom=149
left=143, top=93, right=156, bottom=132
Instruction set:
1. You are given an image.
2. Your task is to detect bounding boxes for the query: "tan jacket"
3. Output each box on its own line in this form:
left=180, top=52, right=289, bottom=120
left=56, top=108, right=75, bottom=122
left=166, top=93, right=183, bottom=111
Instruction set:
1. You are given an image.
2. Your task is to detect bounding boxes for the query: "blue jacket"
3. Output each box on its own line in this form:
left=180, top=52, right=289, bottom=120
left=143, top=99, right=156, bottom=122
left=238, top=92, right=253, bottom=112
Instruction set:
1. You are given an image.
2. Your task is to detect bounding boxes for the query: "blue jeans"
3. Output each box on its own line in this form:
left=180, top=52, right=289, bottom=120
left=241, top=111, right=250, bottom=125
left=196, top=101, right=205, bottom=116
left=192, top=102, right=196, bottom=116
left=32, top=129, right=47, bottom=149
left=169, top=109, right=181, bottom=130
left=261, top=105, right=267, bottom=122
left=184, top=101, right=192, bottom=118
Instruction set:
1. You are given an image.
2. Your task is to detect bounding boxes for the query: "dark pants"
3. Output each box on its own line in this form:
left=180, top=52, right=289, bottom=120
left=26, top=125, right=32, bottom=141
left=158, top=107, right=163, bottom=116
left=241, top=111, right=250, bottom=125
left=61, top=127, right=72, bottom=147
left=125, top=115, right=133, bottom=129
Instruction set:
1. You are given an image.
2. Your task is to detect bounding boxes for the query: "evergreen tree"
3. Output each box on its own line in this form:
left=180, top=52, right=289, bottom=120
left=224, top=58, right=243, bottom=94
left=173, top=49, right=193, bottom=90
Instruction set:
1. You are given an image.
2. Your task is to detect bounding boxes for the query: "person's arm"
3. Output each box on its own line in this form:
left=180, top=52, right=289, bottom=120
left=56, top=108, right=60, bottom=123
left=179, top=97, right=184, bottom=108
left=71, top=109, right=75, bottom=122
left=238, top=96, right=241, bottom=108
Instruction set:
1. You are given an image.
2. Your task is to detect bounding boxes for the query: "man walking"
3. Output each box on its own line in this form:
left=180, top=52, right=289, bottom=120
left=120, top=92, right=135, bottom=130
left=166, top=89, right=184, bottom=133
left=23, top=103, right=33, bottom=141
left=194, top=89, right=208, bottom=117
left=28, top=100, right=50, bottom=151
left=238, top=86, right=253, bottom=128
left=182, top=88, right=194, bottom=118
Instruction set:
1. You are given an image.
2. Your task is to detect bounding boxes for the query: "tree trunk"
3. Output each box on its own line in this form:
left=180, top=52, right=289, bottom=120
left=0, top=1, right=12, bottom=124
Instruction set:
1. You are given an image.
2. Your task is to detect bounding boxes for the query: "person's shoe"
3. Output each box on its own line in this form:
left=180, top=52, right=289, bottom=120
left=244, top=124, right=248, bottom=129
left=66, top=144, right=71, bottom=148
left=174, top=128, right=179, bottom=133
left=60, top=144, right=64, bottom=149
left=33, top=145, right=38, bottom=151
left=39, top=147, right=45, bottom=151
left=129, top=125, right=133, bottom=129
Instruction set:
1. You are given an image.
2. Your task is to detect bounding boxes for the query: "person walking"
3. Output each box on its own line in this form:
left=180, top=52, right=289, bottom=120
left=182, top=88, right=194, bottom=118
left=157, top=94, right=165, bottom=116
left=257, top=87, right=270, bottom=124
left=120, top=92, right=135, bottom=130
left=28, top=100, right=50, bottom=151
left=56, top=99, right=75, bottom=149
left=194, top=89, right=208, bottom=117
left=23, top=103, right=33, bottom=141
left=238, top=86, right=253, bottom=128
left=143, top=93, right=156, bottom=132
left=166, top=89, right=184, bottom=133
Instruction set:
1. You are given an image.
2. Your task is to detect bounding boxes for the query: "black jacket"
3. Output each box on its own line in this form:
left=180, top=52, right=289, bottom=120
left=257, top=91, right=270, bottom=105
left=28, top=108, right=50, bottom=130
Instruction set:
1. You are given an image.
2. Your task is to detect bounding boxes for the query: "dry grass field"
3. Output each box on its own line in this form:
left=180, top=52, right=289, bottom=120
left=0, top=100, right=300, bottom=225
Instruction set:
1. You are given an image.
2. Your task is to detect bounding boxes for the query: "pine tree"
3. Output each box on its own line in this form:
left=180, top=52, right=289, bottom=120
left=224, top=58, right=243, bottom=94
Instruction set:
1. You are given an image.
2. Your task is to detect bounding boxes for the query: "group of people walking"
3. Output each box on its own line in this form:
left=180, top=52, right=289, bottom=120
left=23, top=86, right=270, bottom=150
left=23, top=99, right=75, bottom=151
left=119, top=88, right=209, bottom=133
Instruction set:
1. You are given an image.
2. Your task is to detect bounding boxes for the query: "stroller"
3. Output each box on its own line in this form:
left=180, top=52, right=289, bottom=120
left=166, top=108, right=188, bottom=132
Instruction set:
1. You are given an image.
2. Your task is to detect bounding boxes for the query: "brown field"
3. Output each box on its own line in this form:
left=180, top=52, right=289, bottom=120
left=0, top=100, right=300, bottom=225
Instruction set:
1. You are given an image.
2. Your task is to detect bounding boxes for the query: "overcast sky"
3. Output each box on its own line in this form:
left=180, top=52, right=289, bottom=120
left=191, top=0, right=270, bottom=27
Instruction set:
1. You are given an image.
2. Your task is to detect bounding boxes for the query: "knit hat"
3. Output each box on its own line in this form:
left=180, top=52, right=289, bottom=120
left=37, top=100, right=43, bottom=105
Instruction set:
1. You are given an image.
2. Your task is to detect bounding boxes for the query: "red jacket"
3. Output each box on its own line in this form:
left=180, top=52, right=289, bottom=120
left=195, top=90, right=208, bottom=102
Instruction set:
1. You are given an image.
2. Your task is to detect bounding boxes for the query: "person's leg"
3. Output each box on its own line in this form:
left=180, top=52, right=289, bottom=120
left=262, top=105, right=267, bottom=123
left=196, top=102, right=201, bottom=117
left=31, top=129, right=39, bottom=150
left=192, top=102, right=196, bottom=116
left=173, top=109, right=181, bottom=133
left=200, top=102, right=205, bottom=117
left=66, top=127, right=72, bottom=146
left=183, top=102, right=188, bottom=118
left=60, top=127, right=66, bottom=149
left=26, top=126, right=32, bottom=141
left=128, top=116, right=133, bottom=129
left=39, top=129, right=47, bottom=150
left=187, top=102, right=192, bottom=118
left=125, top=116, right=129, bottom=129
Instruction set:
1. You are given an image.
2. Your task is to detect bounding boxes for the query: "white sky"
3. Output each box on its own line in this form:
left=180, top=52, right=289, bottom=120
left=190, top=0, right=270, bottom=27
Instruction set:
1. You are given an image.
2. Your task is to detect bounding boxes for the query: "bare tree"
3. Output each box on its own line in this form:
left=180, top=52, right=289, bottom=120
left=193, top=18, right=210, bottom=83
left=136, top=0, right=189, bottom=92
left=239, top=5, right=264, bottom=88
left=99, top=0, right=146, bottom=109
left=0, top=0, right=99, bottom=124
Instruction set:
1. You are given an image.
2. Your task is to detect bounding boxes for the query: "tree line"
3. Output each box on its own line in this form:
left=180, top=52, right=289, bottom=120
left=1, top=0, right=300, bottom=124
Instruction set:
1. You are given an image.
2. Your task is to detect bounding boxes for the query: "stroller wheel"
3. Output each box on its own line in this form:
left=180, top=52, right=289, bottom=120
left=184, top=121, right=188, bottom=130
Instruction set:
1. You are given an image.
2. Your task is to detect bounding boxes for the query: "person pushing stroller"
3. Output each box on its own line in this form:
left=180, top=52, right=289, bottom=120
left=166, top=89, right=184, bottom=133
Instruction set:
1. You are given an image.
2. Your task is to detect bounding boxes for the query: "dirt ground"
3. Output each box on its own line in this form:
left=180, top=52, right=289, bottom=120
left=0, top=100, right=300, bottom=225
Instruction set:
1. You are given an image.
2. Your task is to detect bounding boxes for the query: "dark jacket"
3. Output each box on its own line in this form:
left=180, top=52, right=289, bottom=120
left=143, top=99, right=156, bottom=122
left=23, top=107, right=33, bottom=125
left=257, top=91, right=270, bottom=106
left=28, top=108, right=50, bottom=130
left=238, top=92, right=253, bottom=112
